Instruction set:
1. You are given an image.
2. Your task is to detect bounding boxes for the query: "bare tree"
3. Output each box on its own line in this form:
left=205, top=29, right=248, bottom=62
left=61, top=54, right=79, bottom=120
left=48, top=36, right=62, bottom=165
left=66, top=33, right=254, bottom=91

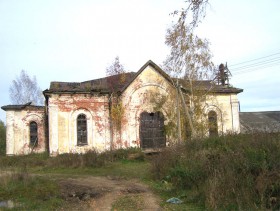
left=106, top=56, right=125, bottom=77
left=9, top=70, right=44, bottom=105
left=106, top=56, right=126, bottom=93
left=106, top=56, right=127, bottom=149
left=171, top=0, right=210, bottom=33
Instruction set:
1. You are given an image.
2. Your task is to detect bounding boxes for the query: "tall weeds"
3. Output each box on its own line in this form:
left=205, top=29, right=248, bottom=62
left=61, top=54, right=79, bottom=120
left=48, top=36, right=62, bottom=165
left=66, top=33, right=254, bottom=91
left=0, top=147, right=145, bottom=169
left=151, top=133, right=280, bottom=210
left=0, top=167, right=62, bottom=209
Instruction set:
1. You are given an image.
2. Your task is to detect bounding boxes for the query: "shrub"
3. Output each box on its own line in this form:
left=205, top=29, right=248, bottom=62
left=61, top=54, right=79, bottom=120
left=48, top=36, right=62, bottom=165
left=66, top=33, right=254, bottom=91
left=0, top=152, right=49, bottom=168
left=47, top=153, right=83, bottom=168
left=100, top=147, right=145, bottom=162
left=151, top=133, right=280, bottom=210
left=82, top=150, right=105, bottom=167
left=46, top=150, right=106, bottom=168
left=0, top=120, right=6, bottom=155
left=0, top=147, right=145, bottom=171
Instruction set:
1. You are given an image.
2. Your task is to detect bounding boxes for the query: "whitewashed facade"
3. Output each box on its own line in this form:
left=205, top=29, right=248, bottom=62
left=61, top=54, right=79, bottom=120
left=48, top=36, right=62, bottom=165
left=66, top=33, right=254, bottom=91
left=2, top=61, right=243, bottom=156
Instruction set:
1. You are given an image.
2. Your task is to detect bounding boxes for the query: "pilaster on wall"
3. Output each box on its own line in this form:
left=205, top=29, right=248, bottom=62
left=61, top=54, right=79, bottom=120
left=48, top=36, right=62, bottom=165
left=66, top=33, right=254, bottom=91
left=48, top=105, right=58, bottom=156
left=231, top=96, right=240, bottom=133
left=6, top=111, right=15, bottom=155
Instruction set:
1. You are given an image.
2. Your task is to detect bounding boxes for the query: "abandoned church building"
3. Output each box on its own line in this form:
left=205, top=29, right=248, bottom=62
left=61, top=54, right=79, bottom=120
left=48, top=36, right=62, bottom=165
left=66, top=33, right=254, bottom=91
left=2, top=60, right=243, bottom=156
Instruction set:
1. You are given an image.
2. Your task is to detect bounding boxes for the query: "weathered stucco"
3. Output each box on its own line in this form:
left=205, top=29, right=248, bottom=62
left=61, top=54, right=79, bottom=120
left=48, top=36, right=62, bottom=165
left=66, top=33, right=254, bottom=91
left=2, top=60, right=242, bottom=156
left=205, top=93, right=241, bottom=134
left=47, top=93, right=110, bottom=156
left=120, top=65, right=176, bottom=148
left=4, top=106, right=46, bottom=155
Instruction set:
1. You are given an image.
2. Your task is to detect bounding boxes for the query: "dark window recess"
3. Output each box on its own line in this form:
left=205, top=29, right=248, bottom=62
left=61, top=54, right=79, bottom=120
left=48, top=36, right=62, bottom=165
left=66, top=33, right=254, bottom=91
left=208, top=110, right=218, bottom=137
left=140, top=111, right=166, bottom=149
left=30, top=121, right=38, bottom=147
left=77, top=114, right=87, bottom=145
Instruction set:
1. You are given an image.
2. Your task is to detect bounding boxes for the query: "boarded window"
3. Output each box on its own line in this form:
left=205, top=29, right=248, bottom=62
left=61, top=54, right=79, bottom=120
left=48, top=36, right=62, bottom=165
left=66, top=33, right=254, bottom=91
left=77, top=114, right=87, bottom=146
left=30, top=121, right=38, bottom=147
left=208, top=110, right=218, bottom=137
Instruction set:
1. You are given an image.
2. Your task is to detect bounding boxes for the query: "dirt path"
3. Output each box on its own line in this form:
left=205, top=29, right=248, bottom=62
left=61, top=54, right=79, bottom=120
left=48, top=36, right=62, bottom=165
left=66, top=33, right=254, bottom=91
left=58, top=175, right=162, bottom=210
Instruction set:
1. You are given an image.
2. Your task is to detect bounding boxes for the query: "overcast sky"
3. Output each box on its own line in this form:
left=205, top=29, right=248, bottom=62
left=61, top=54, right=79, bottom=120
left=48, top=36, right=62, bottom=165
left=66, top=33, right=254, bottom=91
left=1, top=0, right=280, bottom=122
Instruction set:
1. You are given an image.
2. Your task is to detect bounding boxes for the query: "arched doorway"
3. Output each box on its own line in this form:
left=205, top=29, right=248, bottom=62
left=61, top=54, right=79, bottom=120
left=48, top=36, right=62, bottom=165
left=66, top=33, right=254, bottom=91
left=140, top=111, right=166, bottom=149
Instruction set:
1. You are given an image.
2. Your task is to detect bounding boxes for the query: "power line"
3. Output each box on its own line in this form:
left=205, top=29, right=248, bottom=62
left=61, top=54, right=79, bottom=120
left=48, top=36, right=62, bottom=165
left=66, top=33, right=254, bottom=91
left=230, top=52, right=280, bottom=67
left=231, top=57, right=280, bottom=73
left=232, top=61, right=280, bottom=76
left=225, top=52, right=280, bottom=76
left=233, top=60, right=280, bottom=75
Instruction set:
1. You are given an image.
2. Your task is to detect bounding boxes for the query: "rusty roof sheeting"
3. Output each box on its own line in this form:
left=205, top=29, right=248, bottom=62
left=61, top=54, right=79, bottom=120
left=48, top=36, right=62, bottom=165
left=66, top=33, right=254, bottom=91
left=43, top=60, right=242, bottom=95
left=44, top=72, right=136, bottom=95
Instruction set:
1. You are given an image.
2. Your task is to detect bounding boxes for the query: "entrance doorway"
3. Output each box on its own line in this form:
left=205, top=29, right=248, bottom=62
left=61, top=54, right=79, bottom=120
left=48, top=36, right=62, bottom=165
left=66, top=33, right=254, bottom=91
left=140, top=111, right=166, bottom=149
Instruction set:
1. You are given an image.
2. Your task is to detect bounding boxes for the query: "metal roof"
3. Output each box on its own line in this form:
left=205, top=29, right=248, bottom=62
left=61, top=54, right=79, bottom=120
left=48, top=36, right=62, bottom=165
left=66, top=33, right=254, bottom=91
left=1, top=102, right=44, bottom=111
left=239, top=111, right=280, bottom=133
left=43, top=60, right=243, bottom=95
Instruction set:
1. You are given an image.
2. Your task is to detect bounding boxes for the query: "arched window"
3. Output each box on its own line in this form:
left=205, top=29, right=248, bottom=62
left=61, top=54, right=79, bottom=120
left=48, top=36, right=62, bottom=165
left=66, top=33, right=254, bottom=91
left=30, top=121, right=38, bottom=146
left=77, top=114, right=87, bottom=145
left=208, top=110, right=218, bottom=137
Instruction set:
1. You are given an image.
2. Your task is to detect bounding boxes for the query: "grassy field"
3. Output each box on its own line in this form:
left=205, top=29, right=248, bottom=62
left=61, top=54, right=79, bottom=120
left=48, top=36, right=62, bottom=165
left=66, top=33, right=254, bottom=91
left=0, top=150, right=140, bottom=209
left=0, top=169, right=63, bottom=210
left=0, top=133, right=279, bottom=210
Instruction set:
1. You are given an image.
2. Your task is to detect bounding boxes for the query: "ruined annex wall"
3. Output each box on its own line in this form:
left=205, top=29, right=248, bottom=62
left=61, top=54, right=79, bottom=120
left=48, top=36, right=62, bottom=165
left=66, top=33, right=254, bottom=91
left=120, top=65, right=176, bottom=149
left=5, top=107, right=46, bottom=155
left=204, top=93, right=241, bottom=134
left=47, top=93, right=110, bottom=156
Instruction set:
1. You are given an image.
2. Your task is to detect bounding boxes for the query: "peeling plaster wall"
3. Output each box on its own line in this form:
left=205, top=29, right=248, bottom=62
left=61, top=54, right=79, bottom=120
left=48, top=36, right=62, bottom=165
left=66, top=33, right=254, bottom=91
left=5, top=107, right=46, bottom=155
left=120, top=65, right=241, bottom=146
left=3, top=67, right=241, bottom=156
left=3, top=64, right=242, bottom=156
left=48, top=93, right=110, bottom=155
left=6, top=111, right=15, bottom=155
left=205, top=94, right=241, bottom=134
left=120, top=65, right=176, bottom=148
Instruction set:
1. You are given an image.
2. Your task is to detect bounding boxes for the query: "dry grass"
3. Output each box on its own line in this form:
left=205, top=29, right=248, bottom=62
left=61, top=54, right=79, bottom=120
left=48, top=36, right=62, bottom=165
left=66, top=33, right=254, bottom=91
left=0, top=167, right=62, bottom=210
left=150, top=132, right=280, bottom=210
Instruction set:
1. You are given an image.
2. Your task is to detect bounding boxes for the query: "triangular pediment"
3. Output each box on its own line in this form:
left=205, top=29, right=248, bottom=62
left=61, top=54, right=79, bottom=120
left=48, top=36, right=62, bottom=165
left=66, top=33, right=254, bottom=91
left=120, top=60, right=173, bottom=93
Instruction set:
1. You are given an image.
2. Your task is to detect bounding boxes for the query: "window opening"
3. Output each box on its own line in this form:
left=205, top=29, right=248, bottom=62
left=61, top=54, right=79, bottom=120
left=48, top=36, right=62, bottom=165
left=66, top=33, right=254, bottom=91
left=30, top=121, right=38, bottom=147
left=77, top=114, right=87, bottom=145
left=208, top=110, right=218, bottom=137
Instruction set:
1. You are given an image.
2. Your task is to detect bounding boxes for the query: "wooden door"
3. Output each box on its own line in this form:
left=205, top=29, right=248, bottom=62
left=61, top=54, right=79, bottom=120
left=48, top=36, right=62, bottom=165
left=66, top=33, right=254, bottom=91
left=140, top=111, right=166, bottom=149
